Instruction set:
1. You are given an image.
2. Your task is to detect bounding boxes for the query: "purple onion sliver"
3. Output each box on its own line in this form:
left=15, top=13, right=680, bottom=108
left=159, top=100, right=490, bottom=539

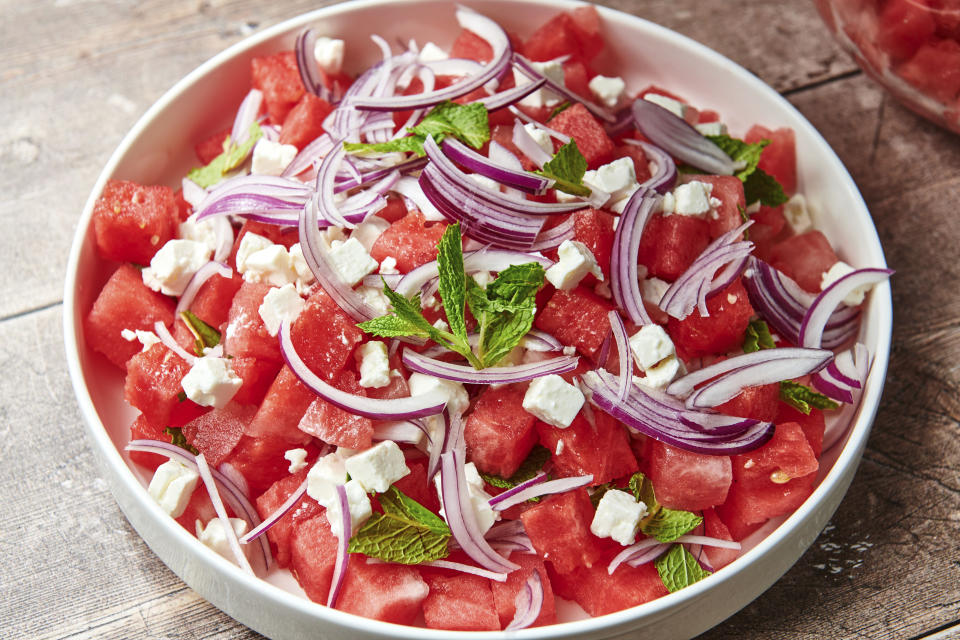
left=800, top=268, right=892, bottom=348
left=176, top=262, right=232, bottom=315
left=195, top=453, right=256, bottom=575
left=241, top=480, right=307, bottom=543
left=631, top=99, right=735, bottom=175
left=327, top=484, right=352, bottom=608
left=153, top=320, right=196, bottom=363
left=607, top=310, right=632, bottom=403
left=402, top=349, right=578, bottom=385
left=608, top=537, right=663, bottom=574
left=490, top=475, right=594, bottom=512
left=442, top=137, right=551, bottom=194
left=421, top=560, right=509, bottom=582
left=487, top=472, right=548, bottom=508
left=505, top=571, right=544, bottom=630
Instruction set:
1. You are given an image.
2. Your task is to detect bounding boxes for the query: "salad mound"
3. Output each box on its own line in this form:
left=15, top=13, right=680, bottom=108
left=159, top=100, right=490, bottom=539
left=85, top=4, right=890, bottom=630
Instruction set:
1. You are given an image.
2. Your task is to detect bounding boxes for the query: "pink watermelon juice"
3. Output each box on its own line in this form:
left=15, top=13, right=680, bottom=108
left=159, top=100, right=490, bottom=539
left=84, top=4, right=886, bottom=630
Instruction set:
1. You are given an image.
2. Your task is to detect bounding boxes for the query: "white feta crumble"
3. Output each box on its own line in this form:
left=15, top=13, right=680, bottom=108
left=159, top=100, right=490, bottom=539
left=514, top=59, right=565, bottom=108
left=418, top=41, right=448, bottom=63
left=350, top=216, right=390, bottom=252
left=643, top=93, right=688, bottom=119
left=545, top=240, right=603, bottom=290
left=313, top=36, right=345, bottom=74
left=306, top=450, right=349, bottom=504
left=357, top=341, right=391, bottom=389
left=178, top=217, right=220, bottom=254
left=240, top=244, right=298, bottom=287
left=522, top=374, right=585, bottom=428
left=660, top=191, right=676, bottom=214
left=284, top=448, right=309, bottom=474
left=628, top=324, right=676, bottom=371
left=356, top=285, right=391, bottom=315
left=641, top=277, right=670, bottom=307
left=522, top=123, right=555, bottom=156
left=181, top=356, right=243, bottom=408
left=435, top=461, right=499, bottom=534
left=468, top=173, right=502, bottom=192
left=408, top=372, right=469, bottom=414
left=635, top=355, right=683, bottom=390
left=148, top=460, right=199, bottom=518
left=590, top=489, right=646, bottom=545
left=583, top=157, right=639, bottom=203
left=195, top=517, right=250, bottom=560
left=783, top=193, right=813, bottom=234
left=121, top=328, right=160, bottom=352
left=378, top=255, right=399, bottom=275
left=694, top=121, right=728, bottom=137
left=258, top=283, right=305, bottom=336
left=251, top=139, right=298, bottom=176
left=327, top=237, right=379, bottom=286
left=562, top=346, right=576, bottom=356
left=344, top=440, right=410, bottom=493
left=325, top=479, right=373, bottom=535
left=821, top=261, right=872, bottom=306
left=588, top=74, right=626, bottom=108
left=671, top=181, right=715, bottom=216
left=234, top=232, right=275, bottom=273
left=472, top=271, right=493, bottom=288
left=142, top=239, right=212, bottom=296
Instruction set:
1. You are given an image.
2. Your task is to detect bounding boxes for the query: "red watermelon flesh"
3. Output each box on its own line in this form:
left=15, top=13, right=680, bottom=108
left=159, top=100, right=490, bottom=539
left=548, top=557, right=668, bottom=617
left=85, top=264, right=176, bottom=368
left=185, top=271, right=242, bottom=330
left=182, top=403, right=257, bottom=466
left=228, top=356, right=282, bottom=406
left=222, top=281, right=282, bottom=362
left=370, top=210, right=448, bottom=273
left=637, top=213, right=711, bottom=282
left=750, top=205, right=788, bottom=262
left=491, top=551, right=556, bottom=628
left=279, top=93, right=333, bottom=149
left=223, top=434, right=302, bottom=498
left=289, top=512, right=340, bottom=602
left=422, top=573, right=500, bottom=631
left=451, top=28, right=493, bottom=62
left=124, top=344, right=191, bottom=426
left=547, top=103, right=614, bottom=169
left=745, top=125, right=798, bottom=196
left=195, top=128, right=230, bottom=165
left=571, top=208, right=616, bottom=280
left=247, top=365, right=316, bottom=444
left=877, top=0, right=937, bottom=62
left=776, top=403, right=827, bottom=457
left=702, top=507, right=739, bottom=570
left=535, top=286, right=614, bottom=359
left=229, top=220, right=298, bottom=268
left=128, top=415, right=169, bottom=470
left=92, top=180, right=176, bottom=264
left=537, top=412, right=638, bottom=486
left=646, top=439, right=732, bottom=511
left=174, top=484, right=218, bottom=532
left=298, top=371, right=374, bottom=449
left=376, top=193, right=410, bottom=223
left=464, top=384, right=538, bottom=478
left=251, top=51, right=305, bottom=124
left=520, top=488, right=608, bottom=574
left=687, top=175, right=747, bottom=239
left=611, top=144, right=653, bottom=184
left=336, top=558, right=429, bottom=624
left=523, top=12, right=582, bottom=62
left=768, top=231, right=839, bottom=293
left=898, top=38, right=960, bottom=104
left=667, top=278, right=754, bottom=360
left=392, top=458, right=440, bottom=514
left=291, top=286, right=363, bottom=381
left=256, top=469, right=322, bottom=568
left=715, top=383, right=781, bottom=422
left=562, top=60, right=593, bottom=100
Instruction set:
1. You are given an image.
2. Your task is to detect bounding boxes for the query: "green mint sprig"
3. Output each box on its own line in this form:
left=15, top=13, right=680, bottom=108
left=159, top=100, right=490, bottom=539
left=706, top=133, right=787, bottom=207
left=344, top=101, right=490, bottom=157
left=188, top=122, right=263, bottom=188
left=180, top=310, right=221, bottom=357
left=655, top=543, right=712, bottom=592
left=348, top=487, right=451, bottom=564
left=780, top=380, right=840, bottom=414
left=535, top=140, right=591, bottom=197
left=742, top=318, right=776, bottom=353
left=630, top=472, right=703, bottom=543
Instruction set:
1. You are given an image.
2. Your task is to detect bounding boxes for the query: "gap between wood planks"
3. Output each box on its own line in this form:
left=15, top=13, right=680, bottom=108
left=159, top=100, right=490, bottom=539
left=0, top=299, right=62, bottom=324
left=908, top=619, right=960, bottom=640
left=780, top=68, right=863, bottom=97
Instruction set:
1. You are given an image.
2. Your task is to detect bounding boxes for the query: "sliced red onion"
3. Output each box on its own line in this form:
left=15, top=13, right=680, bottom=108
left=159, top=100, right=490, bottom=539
left=507, top=107, right=571, bottom=143
left=328, top=483, right=352, bottom=608
left=442, top=137, right=552, bottom=194
left=626, top=543, right=672, bottom=568
left=426, top=410, right=451, bottom=482
left=505, top=571, right=544, bottom=630
left=490, top=535, right=536, bottom=555
left=195, top=453, right=255, bottom=575
left=351, top=8, right=511, bottom=111
left=512, top=121, right=552, bottom=168
left=489, top=475, right=593, bottom=512
left=402, top=349, right=577, bottom=383
left=521, top=330, right=563, bottom=352
left=476, top=77, right=547, bottom=112
left=295, top=29, right=333, bottom=102
left=421, top=560, right=509, bottom=582
left=153, top=320, right=196, bottom=363
left=393, top=175, right=445, bottom=221
left=372, top=419, right=430, bottom=444
left=181, top=177, right=207, bottom=209
left=283, top=133, right=335, bottom=178
left=512, top=54, right=615, bottom=123
left=604, top=106, right=636, bottom=138
left=607, top=310, right=633, bottom=402
left=528, top=215, right=575, bottom=251
left=175, top=262, right=232, bottom=315
left=611, top=188, right=658, bottom=326
left=799, top=268, right=892, bottom=348
left=440, top=449, right=520, bottom=573
left=608, top=537, right=664, bottom=574
left=194, top=175, right=311, bottom=222
left=392, top=67, right=436, bottom=137
left=217, top=461, right=250, bottom=498
left=631, top=99, right=735, bottom=175
left=240, top=480, right=306, bottom=544
left=487, top=473, right=547, bottom=509
left=596, top=330, right=612, bottom=370
left=623, top=139, right=678, bottom=195
left=125, top=440, right=271, bottom=569
left=659, top=222, right=754, bottom=321
left=279, top=320, right=446, bottom=419
left=811, top=343, right=870, bottom=403
left=231, top=89, right=264, bottom=145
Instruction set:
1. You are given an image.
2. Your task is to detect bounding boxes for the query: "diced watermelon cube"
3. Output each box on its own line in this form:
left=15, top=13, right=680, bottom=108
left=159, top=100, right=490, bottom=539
left=702, top=507, right=740, bottom=570
left=768, top=231, right=839, bottom=293
left=92, top=180, right=177, bottom=265
left=877, top=0, right=938, bottom=62
left=611, top=144, right=653, bottom=184
left=898, top=38, right=960, bottom=104
left=646, top=439, right=732, bottom=511
left=223, top=434, right=300, bottom=498
left=336, top=557, right=429, bottom=624
left=571, top=208, right=615, bottom=280
left=195, top=128, right=230, bottom=165
left=451, top=28, right=493, bottom=63
left=291, top=286, right=364, bottom=380
left=85, top=264, right=176, bottom=368
left=251, top=51, right=305, bottom=124
left=422, top=572, right=500, bottom=631
left=464, top=385, right=538, bottom=478
left=535, top=286, right=614, bottom=359
left=174, top=484, right=217, bottom=532
left=392, top=458, right=441, bottom=514
left=128, top=414, right=168, bottom=470
left=537, top=412, right=638, bottom=485
left=637, top=213, right=711, bottom=282
left=549, top=558, right=668, bottom=616
left=745, top=126, right=798, bottom=196
left=776, top=403, right=827, bottom=457
left=279, top=93, right=333, bottom=149
left=289, top=512, right=339, bottom=602
left=491, top=551, right=556, bottom=628
left=123, top=344, right=191, bottom=426
left=182, top=403, right=257, bottom=466
left=247, top=365, right=316, bottom=444
left=715, top=383, right=781, bottom=422
left=370, top=210, right=447, bottom=273
left=547, top=103, right=614, bottom=169
left=523, top=6, right=603, bottom=64
left=750, top=205, right=788, bottom=262
left=562, top=59, right=593, bottom=100
left=688, top=175, right=747, bottom=239
left=667, top=278, right=754, bottom=360
left=222, top=281, right=283, bottom=362
left=184, top=271, right=242, bottom=330
left=299, top=371, right=374, bottom=449
left=228, top=356, right=282, bottom=406
left=376, top=193, right=410, bottom=223
left=520, top=488, right=608, bottom=573
left=229, top=220, right=298, bottom=269
left=256, top=469, right=322, bottom=568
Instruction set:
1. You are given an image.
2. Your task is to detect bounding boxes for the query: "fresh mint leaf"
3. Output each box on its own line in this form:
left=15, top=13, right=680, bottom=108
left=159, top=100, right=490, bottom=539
left=188, top=122, right=262, bottom=189
left=744, top=167, right=788, bottom=207
left=176, top=390, right=188, bottom=402
left=780, top=380, right=840, bottom=414
left=475, top=262, right=545, bottom=367
left=630, top=472, right=702, bottom=543
left=436, top=224, right=469, bottom=342
left=589, top=482, right=618, bottom=508
left=358, top=313, right=430, bottom=338
left=549, top=102, right=572, bottom=120
left=480, top=445, right=551, bottom=491
left=410, top=101, right=490, bottom=149
left=344, top=137, right=426, bottom=156
left=536, top=140, right=591, bottom=197
left=706, top=134, right=788, bottom=207
left=655, top=544, right=711, bottom=593
left=164, top=426, right=199, bottom=455
left=180, top=310, right=221, bottom=356
left=348, top=486, right=451, bottom=564
left=743, top=318, right=776, bottom=353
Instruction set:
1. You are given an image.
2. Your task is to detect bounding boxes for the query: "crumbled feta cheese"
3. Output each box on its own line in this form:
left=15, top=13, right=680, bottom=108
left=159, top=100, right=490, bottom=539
left=378, top=256, right=399, bottom=275
left=628, top=324, right=676, bottom=371
left=468, top=173, right=501, bottom=192
left=671, top=181, right=715, bottom=216
left=240, top=244, right=298, bottom=287
left=588, top=75, right=626, bottom=108
left=522, top=123, right=555, bottom=156
left=284, top=448, right=309, bottom=474
left=472, top=270, right=493, bottom=288
left=635, top=355, right=683, bottom=390
left=590, top=489, right=646, bottom=545
left=288, top=243, right=315, bottom=288
left=344, top=440, right=410, bottom=493
left=583, top=157, right=639, bottom=203
left=545, top=240, right=603, bottom=290
left=562, top=346, right=576, bottom=356
left=313, top=36, right=345, bottom=74
left=357, top=285, right=391, bottom=315
left=432, top=318, right=449, bottom=332
left=142, top=239, right=212, bottom=296
left=306, top=450, right=349, bottom=504
left=408, top=373, right=469, bottom=414
left=324, top=226, right=348, bottom=245
left=148, top=460, right=199, bottom=518
left=324, top=479, right=373, bottom=535
left=181, top=356, right=243, bottom=408
left=821, top=261, right=872, bottom=306
left=418, top=41, right=448, bottom=63
left=641, top=277, right=670, bottom=307
left=234, top=232, right=275, bottom=273
left=783, top=193, right=813, bottom=234
left=435, top=461, right=499, bottom=533
left=351, top=216, right=391, bottom=252
left=178, top=217, right=220, bottom=254
left=554, top=189, right=581, bottom=204
left=357, top=340, right=391, bottom=389
left=522, top=374, right=585, bottom=428
left=196, top=517, right=249, bottom=560
left=251, top=139, right=298, bottom=176
left=121, top=328, right=160, bottom=352
left=660, top=191, right=676, bottom=214
left=515, top=59, right=565, bottom=108
left=695, top=121, right=728, bottom=137
left=643, top=93, right=688, bottom=119
left=258, top=283, right=305, bottom=336
left=327, top=237, right=379, bottom=286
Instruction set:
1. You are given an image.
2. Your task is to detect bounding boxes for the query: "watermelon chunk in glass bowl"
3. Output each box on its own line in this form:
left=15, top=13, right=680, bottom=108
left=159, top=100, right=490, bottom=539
left=63, top=0, right=892, bottom=638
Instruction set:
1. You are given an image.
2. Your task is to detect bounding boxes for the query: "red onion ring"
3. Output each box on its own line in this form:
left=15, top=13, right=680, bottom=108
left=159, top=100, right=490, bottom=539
left=196, top=453, right=255, bottom=575
left=327, top=483, right=352, bottom=608
left=240, top=480, right=306, bottom=544
left=421, top=560, right=508, bottom=582
left=175, top=262, right=232, bottom=315
left=475, top=77, right=547, bottom=112
left=512, top=121, right=552, bottom=167
left=442, top=137, right=552, bottom=194
left=489, top=475, right=593, bottom=512
left=153, top=320, right=196, bottom=363
left=486, top=473, right=547, bottom=509
left=607, top=310, right=633, bottom=402
left=631, top=99, right=735, bottom=175
left=231, top=89, right=264, bottom=145
left=512, top=54, right=616, bottom=123
left=623, top=139, right=678, bottom=195
left=295, top=29, right=334, bottom=102
left=504, top=570, right=544, bottom=630
left=799, top=267, right=893, bottom=348
left=611, top=188, right=658, bottom=326
left=402, top=349, right=578, bottom=383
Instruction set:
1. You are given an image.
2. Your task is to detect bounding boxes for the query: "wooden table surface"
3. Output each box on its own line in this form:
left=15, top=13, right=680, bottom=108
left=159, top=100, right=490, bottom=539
left=2, top=0, right=958, bottom=638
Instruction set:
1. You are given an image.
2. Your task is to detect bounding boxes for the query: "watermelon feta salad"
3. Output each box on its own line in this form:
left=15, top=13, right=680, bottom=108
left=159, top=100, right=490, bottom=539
left=84, top=4, right=891, bottom=630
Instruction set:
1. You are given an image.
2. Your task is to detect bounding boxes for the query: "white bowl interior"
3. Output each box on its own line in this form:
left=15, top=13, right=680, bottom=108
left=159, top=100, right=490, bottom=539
left=64, top=1, right=892, bottom=639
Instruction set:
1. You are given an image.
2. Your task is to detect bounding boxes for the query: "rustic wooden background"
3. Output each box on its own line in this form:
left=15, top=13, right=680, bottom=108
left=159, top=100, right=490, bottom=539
left=2, top=0, right=958, bottom=638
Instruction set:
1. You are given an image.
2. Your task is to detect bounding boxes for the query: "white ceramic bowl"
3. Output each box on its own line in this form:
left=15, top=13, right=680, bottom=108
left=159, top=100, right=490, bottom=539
left=63, top=1, right=893, bottom=638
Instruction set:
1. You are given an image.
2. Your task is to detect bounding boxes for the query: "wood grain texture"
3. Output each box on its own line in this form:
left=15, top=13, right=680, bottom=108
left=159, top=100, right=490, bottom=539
left=1, top=0, right=957, bottom=638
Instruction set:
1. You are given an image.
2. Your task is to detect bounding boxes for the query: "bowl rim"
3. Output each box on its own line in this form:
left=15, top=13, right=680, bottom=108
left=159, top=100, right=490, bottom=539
left=63, top=0, right=893, bottom=637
